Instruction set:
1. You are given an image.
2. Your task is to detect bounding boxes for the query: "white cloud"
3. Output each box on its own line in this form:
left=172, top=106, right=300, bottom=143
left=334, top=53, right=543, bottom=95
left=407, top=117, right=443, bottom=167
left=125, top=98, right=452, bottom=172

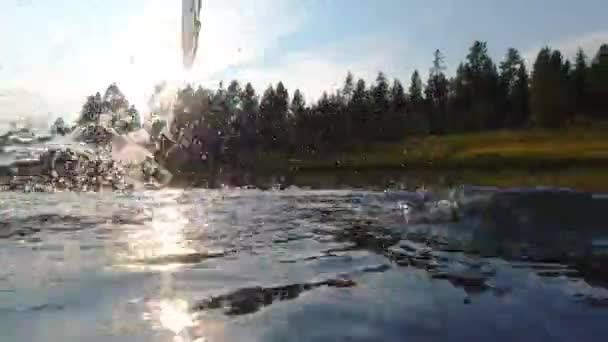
left=1, top=0, right=432, bottom=124
left=232, top=33, right=426, bottom=103
left=0, top=0, right=308, bottom=122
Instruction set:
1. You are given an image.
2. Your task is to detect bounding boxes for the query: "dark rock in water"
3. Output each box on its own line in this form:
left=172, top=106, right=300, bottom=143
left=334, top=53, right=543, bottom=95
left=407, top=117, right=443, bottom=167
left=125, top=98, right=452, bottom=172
left=395, top=258, right=410, bottom=267
left=400, top=240, right=425, bottom=253
left=26, top=303, right=65, bottom=312
left=0, top=214, right=89, bottom=238
left=537, top=269, right=580, bottom=278
left=325, top=278, right=357, bottom=288
left=192, top=277, right=357, bottom=316
left=430, top=271, right=450, bottom=280
left=142, top=250, right=232, bottom=265
left=411, top=257, right=433, bottom=269
left=586, top=296, right=608, bottom=307
left=360, top=264, right=391, bottom=273
left=385, top=246, right=407, bottom=257
left=446, top=271, right=488, bottom=288
left=333, top=223, right=400, bottom=253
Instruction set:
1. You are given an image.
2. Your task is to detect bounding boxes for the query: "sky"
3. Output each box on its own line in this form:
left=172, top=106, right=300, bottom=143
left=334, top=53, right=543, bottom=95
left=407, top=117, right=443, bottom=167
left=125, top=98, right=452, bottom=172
left=1, top=0, right=608, bottom=125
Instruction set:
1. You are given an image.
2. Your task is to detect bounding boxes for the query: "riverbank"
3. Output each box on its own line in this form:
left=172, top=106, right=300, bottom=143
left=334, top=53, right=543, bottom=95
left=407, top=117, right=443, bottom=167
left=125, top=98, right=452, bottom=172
left=287, top=125, right=608, bottom=191
left=163, top=127, right=608, bottom=192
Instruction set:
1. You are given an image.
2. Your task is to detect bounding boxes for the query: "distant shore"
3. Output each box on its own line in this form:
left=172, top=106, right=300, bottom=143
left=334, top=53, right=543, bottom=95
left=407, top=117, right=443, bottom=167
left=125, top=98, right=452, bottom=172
left=231, top=126, right=608, bottom=192
left=3, top=126, right=607, bottom=193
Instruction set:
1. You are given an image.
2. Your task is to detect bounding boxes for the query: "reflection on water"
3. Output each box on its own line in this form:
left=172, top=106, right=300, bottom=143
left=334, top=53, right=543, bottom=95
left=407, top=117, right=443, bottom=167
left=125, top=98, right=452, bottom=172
left=117, top=192, right=195, bottom=270
left=0, top=187, right=607, bottom=341
left=114, top=190, right=217, bottom=341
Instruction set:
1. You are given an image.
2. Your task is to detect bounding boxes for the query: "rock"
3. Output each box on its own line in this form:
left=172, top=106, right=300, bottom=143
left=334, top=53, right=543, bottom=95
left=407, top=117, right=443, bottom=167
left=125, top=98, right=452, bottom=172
left=400, top=241, right=425, bottom=253
left=537, top=269, right=580, bottom=278
left=395, top=258, right=410, bottom=267
left=411, top=257, right=436, bottom=269
left=360, top=264, right=391, bottom=273
left=325, top=278, right=357, bottom=288
left=193, top=277, right=357, bottom=316
left=447, top=271, right=488, bottom=287
left=586, top=296, right=608, bottom=307
left=430, top=271, right=450, bottom=280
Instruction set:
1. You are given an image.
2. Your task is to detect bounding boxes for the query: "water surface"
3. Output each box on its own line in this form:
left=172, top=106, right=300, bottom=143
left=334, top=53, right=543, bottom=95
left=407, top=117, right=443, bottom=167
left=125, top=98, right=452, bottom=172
left=1, top=188, right=607, bottom=341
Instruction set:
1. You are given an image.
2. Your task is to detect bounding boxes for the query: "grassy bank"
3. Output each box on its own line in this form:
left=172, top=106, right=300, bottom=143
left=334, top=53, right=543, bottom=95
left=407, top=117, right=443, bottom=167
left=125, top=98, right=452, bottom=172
left=287, top=126, right=608, bottom=191
left=168, top=126, right=608, bottom=191
left=296, top=127, right=608, bottom=170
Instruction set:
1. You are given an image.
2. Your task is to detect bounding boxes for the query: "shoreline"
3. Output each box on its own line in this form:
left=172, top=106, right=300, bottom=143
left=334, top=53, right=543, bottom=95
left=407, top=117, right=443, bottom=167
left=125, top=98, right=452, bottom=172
left=161, top=164, right=608, bottom=193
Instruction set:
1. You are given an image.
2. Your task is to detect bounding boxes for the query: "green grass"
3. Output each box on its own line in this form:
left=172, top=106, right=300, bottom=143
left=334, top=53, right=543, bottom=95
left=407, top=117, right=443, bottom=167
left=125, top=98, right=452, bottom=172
left=287, top=167, right=608, bottom=192
left=461, top=168, right=608, bottom=192
left=286, top=124, right=608, bottom=191
left=295, top=126, right=608, bottom=171
left=226, top=124, right=608, bottom=191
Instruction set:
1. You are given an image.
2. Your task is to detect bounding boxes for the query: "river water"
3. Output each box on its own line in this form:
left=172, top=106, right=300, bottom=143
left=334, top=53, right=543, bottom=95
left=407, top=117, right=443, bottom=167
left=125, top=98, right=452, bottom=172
left=1, top=187, right=608, bottom=341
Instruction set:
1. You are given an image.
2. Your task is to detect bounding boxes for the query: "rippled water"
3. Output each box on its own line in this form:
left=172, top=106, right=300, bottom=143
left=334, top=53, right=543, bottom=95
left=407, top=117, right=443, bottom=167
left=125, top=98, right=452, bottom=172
left=1, top=188, right=607, bottom=341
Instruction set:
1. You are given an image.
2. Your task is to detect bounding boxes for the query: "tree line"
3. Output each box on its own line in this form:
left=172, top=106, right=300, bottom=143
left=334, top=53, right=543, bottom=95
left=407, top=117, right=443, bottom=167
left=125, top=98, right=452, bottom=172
left=79, top=83, right=141, bottom=133
left=80, top=41, right=608, bottom=157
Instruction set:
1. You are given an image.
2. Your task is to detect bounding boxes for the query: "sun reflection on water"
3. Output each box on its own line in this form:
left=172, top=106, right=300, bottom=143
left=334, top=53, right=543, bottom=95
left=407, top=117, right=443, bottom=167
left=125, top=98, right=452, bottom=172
left=111, top=190, right=202, bottom=271
left=144, top=294, right=226, bottom=342
left=130, top=205, right=193, bottom=261
left=114, top=190, right=223, bottom=341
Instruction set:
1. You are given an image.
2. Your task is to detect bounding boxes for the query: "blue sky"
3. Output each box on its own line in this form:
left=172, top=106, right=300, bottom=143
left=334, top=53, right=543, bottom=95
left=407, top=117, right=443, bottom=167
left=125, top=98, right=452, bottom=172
left=1, top=0, right=608, bottom=124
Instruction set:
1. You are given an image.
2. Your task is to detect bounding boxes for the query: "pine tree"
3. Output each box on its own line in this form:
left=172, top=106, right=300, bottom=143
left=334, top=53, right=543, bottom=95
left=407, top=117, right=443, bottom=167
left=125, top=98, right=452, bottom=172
left=330, top=90, right=352, bottom=146
left=372, top=72, right=390, bottom=113
left=239, top=83, right=258, bottom=157
left=571, top=48, right=588, bottom=116
left=463, top=41, right=500, bottom=130
left=530, top=47, right=569, bottom=127
left=79, top=92, right=103, bottom=124
left=342, top=71, right=355, bottom=104
left=275, top=82, right=290, bottom=117
left=274, top=82, right=290, bottom=148
left=291, top=89, right=306, bottom=116
left=257, top=83, right=289, bottom=150
left=193, top=85, right=209, bottom=120
left=409, top=70, right=423, bottom=107
left=226, top=80, right=242, bottom=113
left=382, top=79, right=407, bottom=140
left=426, top=49, right=449, bottom=134
left=258, top=85, right=276, bottom=150
left=207, top=83, right=231, bottom=134
left=511, top=62, right=530, bottom=128
left=371, top=71, right=390, bottom=140
left=588, top=44, right=608, bottom=119
left=103, top=83, right=129, bottom=113
left=561, top=58, right=575, bottom=119
left=127, top=105, right=141, bottom=131
left=390, top=79, right=407, bottom=111
left=500, top=48, right=530, bottom=128
left=290, top=89, right=307, bottom=152
left=350, top=78, right=371, bottom=142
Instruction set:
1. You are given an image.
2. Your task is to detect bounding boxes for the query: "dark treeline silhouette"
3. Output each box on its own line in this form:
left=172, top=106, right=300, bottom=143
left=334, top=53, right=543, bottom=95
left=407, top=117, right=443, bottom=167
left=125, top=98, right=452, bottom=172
left=80, top=41, right=608, bottom=163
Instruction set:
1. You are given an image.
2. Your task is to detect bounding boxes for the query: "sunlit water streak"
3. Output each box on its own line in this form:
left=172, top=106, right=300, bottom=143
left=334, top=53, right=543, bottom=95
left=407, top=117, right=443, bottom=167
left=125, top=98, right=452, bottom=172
left=112, top=190, right=203, bottom=340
